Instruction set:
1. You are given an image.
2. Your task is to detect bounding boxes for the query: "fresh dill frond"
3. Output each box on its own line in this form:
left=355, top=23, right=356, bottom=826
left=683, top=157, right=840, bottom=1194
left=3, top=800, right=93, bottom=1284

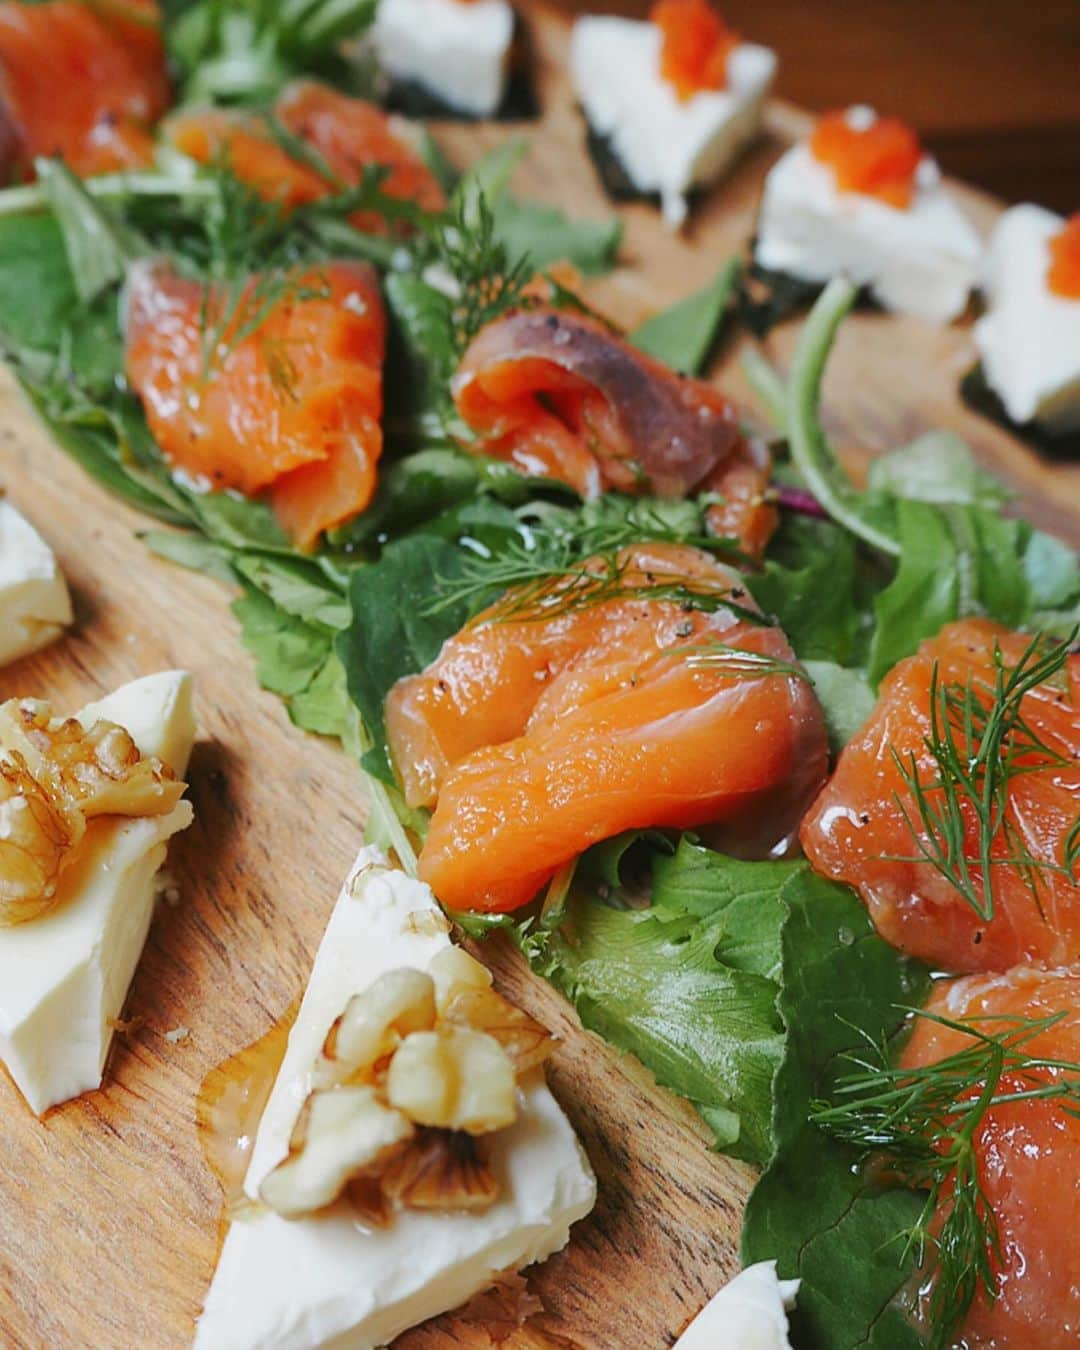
left=812, top=1006, right=1080, bottom=1349
left=891, top=628, right=1079, bottom=922
left=422, top=508, right=750, bottom=624
left=423, top=193, right=532, bottom=356
left=193, top=164, right=331, bottom=382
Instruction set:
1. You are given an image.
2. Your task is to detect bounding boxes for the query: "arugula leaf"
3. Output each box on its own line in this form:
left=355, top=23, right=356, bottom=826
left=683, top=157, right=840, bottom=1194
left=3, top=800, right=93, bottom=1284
left=338, top=533, right=473, bottom=783
left=490, top=195, right=623, bottom=278
left=540, top=845, right=794, bottom=1163
left=802, top=660, right=876, bottom=755
left=34, top=159, right=145, bottom=301
left=741, top=870, right=931, bottom=1350
left=167, top=0, right=377, bottom=106
left=786, top=278, right=900, bottom=557
left=630, top=256, right=740, bottom=376
left=0, top=213, right=78, bottom=352
left=748, top=514, right=881, bottom=668
left=141, top=528, right=239, bottom=585
left=867, top=432, right=1011, bottom=509
left=866, top=500, right=1031, bottom=685
left=233, top=585, right=335, bottom=698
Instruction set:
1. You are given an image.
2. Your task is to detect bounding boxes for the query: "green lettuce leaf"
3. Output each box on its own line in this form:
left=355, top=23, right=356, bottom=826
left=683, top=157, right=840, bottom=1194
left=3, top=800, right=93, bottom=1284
left=338, top=533, right=472, bottom=782
left=538, top=841, right=796, bottom=1163
left=742, top=870, right=930, bottom=1349
left=490, top=195, right=623, bottom=278
left=867, top=500, right=1036, bottom=684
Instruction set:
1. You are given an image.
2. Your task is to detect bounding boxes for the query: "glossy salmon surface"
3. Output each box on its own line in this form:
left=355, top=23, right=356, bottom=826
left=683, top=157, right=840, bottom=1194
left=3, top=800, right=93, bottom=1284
left=166, top=81, right=445, bottom=234
left=801, top=619, right=1080, bottom=974
left=124, top=257, right=386, bottom=549
left=452, top=307, right=776, bottom=558
left=0, top=0, right=170, bottom=179
left=387, top=543, right=828, bottom=912
left=902, top=965, right=1080, bottom=1348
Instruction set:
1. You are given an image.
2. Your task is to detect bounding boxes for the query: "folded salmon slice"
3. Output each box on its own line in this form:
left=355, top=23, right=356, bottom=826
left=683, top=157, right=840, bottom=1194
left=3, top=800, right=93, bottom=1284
left=801, top=618, right=1080, bottom=974
left=0, top=0, right=170, bottom=179
left=387, top=542, right=827, bottom=912
left=451, top=308, right=778, bottom=559
left=166, top=80, right=445, bottom=234
left=901, top=965, right=1080, bottom=1349
left=124, top=257, right=386, bottom=549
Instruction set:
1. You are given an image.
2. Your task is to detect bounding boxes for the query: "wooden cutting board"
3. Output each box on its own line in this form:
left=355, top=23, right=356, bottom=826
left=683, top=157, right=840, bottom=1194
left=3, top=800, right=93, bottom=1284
left=1, top=7, right=1077, bottom=1349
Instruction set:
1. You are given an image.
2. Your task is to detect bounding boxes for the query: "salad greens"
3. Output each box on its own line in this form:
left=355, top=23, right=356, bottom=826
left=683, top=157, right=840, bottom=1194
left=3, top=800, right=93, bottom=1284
left=1, top=59, right=1077, bottom=1349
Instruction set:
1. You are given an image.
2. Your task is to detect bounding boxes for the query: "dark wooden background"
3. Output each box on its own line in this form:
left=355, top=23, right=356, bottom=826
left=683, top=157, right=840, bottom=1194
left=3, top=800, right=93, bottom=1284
left=550, top=0, right=1080, bottom=212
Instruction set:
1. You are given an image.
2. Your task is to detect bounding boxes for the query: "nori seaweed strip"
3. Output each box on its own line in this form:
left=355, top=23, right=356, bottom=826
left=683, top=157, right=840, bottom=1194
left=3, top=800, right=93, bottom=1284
left=961, top=362, right=1080, bottom=461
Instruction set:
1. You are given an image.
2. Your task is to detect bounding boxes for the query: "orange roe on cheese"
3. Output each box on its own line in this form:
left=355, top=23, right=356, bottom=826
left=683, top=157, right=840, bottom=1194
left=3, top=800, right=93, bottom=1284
left=651, top=0, right=740, bottom=101
left=1047, top=213, right=1080, bottom=299
left=809, top=109, right=923, bottom=209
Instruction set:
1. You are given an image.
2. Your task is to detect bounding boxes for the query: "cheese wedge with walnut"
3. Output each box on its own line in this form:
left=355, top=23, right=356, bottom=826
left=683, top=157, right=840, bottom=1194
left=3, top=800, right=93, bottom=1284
left=195, top=846, right=596, bottom=1350
left=0, top=671, right=195, bottom=1114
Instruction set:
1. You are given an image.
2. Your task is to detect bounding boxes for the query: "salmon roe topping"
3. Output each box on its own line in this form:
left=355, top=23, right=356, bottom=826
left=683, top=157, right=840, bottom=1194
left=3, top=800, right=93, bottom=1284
left=1047, top=213, right=1080, bottom=299
left=650, top=0, right=740, bottom=101
left=809, top=109, right=923, bottom=208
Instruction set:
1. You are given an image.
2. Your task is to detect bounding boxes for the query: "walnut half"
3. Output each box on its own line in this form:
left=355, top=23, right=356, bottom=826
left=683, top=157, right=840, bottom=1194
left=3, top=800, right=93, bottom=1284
left=258, top=949, right=556, bottom=1223
left=0, top=699, right=187, bottom=927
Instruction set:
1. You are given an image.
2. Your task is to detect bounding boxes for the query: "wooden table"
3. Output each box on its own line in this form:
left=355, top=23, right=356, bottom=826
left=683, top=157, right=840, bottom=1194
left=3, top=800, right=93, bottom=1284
left=0, top=6, right=1077, bottom=1349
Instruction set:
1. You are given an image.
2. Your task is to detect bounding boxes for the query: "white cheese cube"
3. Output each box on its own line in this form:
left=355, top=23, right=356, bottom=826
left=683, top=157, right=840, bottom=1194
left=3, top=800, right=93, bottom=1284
left=373, top=0, right=514, bottom=119
left=754, top=129, right=982, bottom=323
left=0, top=671, right=195, bottom=1115
left=973, top=203, right=1080, bottom=432
left=674, top=1261, right=800, bottom=1349
left=0, top=498, right=72, bottom=668
left=570, top=15, right=776, bottom=229
left=195, top=846, right=597, bottom=1350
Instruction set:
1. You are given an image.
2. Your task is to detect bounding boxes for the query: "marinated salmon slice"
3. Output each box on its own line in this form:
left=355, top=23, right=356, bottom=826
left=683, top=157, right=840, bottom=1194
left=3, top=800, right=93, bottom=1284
left=0, top=0, right=170, bottom=180
left=386, top=542, right=828, bottom=912
left=124, top=257, right=386, bottom=549
left=901, top=965, right=1080, bottom=1348
left=801, top=618, right=1080, bottom=974
left=452, top=307, right=777, bottom=559
left=166, top=80, right=445, bottom=234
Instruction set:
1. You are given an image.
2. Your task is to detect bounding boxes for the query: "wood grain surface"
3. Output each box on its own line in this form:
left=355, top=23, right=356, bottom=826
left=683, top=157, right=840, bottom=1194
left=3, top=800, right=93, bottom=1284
left=0, top=7, right=1077, bottom=1350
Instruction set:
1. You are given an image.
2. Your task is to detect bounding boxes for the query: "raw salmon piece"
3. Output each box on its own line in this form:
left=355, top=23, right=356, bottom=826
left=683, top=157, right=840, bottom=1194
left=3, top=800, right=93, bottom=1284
left=386, top=543, right=828, bottom=912
left=901, top=965, right=1080, bottom=1348
left=165, top=82, right=445, bottom=234
left=124, top=257, right=386, bottom=549
left=801, top=618, right=1080, bottom=974
left=451, top=307, right=776, bottom=558
left=165, top=108, right=328, bottom=210
left=276, top=81, right=446, bottom=228
left=0, top=1, right=170, bottom=180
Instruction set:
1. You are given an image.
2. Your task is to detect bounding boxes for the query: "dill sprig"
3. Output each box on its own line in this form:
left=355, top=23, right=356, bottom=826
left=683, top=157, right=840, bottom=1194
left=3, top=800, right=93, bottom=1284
left=812, top=1006, right=1080, bottom=1348
left=422, top=194, right=533, bottom=357
left=422, top=511, right=752, bottom=625
left=195, top=166, right=329, bottom=383
left=891, top=629, right=1079, bottom=922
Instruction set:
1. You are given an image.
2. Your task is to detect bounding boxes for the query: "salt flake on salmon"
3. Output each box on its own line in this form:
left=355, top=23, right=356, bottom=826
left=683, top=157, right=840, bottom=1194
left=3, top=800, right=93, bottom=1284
left=452, top=307, right=777, bottom=558
left=124, top=257, right=386, bottom=550
left=801, top=619, right=1080, bottom=974
left=387, top=542, right=828, bottom=913
left=0, top=0, right=171, bottom=180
